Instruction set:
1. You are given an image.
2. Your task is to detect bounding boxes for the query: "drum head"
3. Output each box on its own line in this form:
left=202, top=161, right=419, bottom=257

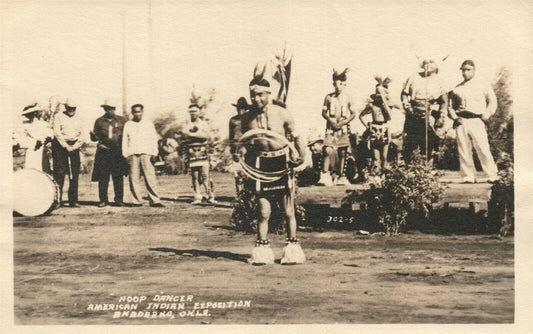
left=13, top=169, right=57, bottom=216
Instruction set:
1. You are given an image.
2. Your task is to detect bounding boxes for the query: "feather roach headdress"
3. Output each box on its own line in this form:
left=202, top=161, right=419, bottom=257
left=332, top=68, right=349, bottom=82
left=189, top=86, right=203, bottom=111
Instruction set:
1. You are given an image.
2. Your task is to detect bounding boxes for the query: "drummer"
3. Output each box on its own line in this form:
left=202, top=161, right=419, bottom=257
left=17, top=103, right=52, bottom=171
left=182, top=104, right=216, bottom=204
left=240, top=67, right=307, bottom=265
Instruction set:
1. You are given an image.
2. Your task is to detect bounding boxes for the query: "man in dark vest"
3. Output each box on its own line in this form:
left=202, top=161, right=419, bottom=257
left=91, top=98, right=129, bottom=207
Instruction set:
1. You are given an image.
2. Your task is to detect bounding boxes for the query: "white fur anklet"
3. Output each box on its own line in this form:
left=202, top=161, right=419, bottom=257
left=280, top=238, right=306, bottom=264
left=248, top=240, right=275, bottom=265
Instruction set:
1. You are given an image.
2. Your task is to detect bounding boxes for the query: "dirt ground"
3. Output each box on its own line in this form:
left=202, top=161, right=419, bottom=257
left=13, top=172, right=514, bottom=324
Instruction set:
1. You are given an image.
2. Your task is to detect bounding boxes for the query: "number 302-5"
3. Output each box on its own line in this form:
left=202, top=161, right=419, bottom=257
left=326, top=216, right=354, bottom=224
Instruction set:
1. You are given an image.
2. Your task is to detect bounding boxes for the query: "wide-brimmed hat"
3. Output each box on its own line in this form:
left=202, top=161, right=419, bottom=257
left=307, top=131, right=324, bottom=146
left=101, top=98, right=117, bottom=108
left=64, top=98, right=77, bottom=108
left=232, top=97, right=249, bottom=109
left=21, top=103, right=41, bottom=116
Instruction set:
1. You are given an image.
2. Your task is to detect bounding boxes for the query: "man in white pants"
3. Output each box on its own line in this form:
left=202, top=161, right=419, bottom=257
left=448, top=60, right=499, bottom=183
left=122, top=104, right=164, bottom=207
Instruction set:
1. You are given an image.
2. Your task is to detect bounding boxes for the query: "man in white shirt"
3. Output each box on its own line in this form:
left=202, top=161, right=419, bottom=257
left=448, top=60, right=499, bottom=183
left=122, top=104, right=164, bottom=207
left=52, top=99, right=84, bottom=207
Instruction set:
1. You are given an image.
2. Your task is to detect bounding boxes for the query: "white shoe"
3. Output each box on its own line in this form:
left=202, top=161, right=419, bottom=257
left=207, top=196, right=218, bottom=204
left=461, top=177, right=476, bottom=184
left=336, top=176, right=350, bottom=186
left=317, top=172, right=333, bottom=186
left=192, top=194, right=203, bottom=205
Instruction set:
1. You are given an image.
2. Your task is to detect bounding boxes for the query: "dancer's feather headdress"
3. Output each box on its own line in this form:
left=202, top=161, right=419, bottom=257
left=332, top=68, right=349, bottom=81
left=272, top=47, right=292, bottom=107
left=249, top=46, right=293, bottom=108
left=189, top=86, right=203, bottom=111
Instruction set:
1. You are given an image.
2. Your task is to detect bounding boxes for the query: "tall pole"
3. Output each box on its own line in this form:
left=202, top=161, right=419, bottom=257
left=424, top=67, right=429, bottom=162
left=148, top=0, right=155, bottom=111
left=122, top=12, right=127, bottom=116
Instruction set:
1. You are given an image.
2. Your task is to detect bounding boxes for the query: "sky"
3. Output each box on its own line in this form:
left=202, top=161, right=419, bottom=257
left=0, top=0, right=524, bottom=137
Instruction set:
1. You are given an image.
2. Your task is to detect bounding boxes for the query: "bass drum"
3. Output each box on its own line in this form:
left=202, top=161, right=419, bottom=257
left=13, top=168, right=60, bottom=216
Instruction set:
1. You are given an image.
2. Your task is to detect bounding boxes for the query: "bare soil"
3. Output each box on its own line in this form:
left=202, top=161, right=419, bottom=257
left=13, top=173, right=514, bottom=324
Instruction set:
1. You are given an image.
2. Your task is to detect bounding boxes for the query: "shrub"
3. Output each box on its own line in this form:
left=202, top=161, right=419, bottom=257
left=230, top=185, right=310, bottom=235
left=488, top=153, right=514, bottom=236
left=230, top=188, right=258, bottom=234
left=343, top=149, right=445, bottom=235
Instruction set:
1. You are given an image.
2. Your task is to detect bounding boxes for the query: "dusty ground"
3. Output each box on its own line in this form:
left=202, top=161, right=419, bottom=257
left=13, top=172, right=514, bottom=324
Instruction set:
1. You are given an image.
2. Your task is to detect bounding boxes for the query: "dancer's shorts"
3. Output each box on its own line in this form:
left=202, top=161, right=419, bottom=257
left=323, top=130, right=350, bottom=148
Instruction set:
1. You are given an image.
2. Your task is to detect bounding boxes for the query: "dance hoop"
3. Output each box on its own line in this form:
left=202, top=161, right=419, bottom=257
left=237, top=129, right=301, bottom=182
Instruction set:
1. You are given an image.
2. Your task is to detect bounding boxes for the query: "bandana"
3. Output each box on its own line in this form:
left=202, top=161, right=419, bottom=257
left=249, top=84, right=272, bottom=94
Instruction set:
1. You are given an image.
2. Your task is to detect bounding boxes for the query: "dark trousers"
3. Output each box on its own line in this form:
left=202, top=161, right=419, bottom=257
left=52, top=139, right=80, bottom=204
left=403, top=114, right=439, bottom=163
left=99, top=173, right=124, bottom=203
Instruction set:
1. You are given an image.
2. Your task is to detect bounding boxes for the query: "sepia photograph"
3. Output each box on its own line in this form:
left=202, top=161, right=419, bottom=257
left=1, top=1, right=531, bottom=333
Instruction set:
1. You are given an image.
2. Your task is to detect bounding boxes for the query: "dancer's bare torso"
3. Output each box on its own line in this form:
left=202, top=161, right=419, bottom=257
left=241, top=104, right=295, bottom=152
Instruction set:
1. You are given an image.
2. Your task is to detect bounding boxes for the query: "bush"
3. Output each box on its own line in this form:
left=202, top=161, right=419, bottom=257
left=488, top=154, right=514, bottom=236
left=230, top=188, right=287, bottom=235
left=343, top=149, right=445, bottom=235
left=230, top=185, right=311, bottom=235
left=230, top=188, right=258, bottom=234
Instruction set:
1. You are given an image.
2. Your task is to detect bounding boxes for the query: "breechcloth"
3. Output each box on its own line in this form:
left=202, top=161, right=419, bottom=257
left=244, top=146, right=294, bottom=198
left=323, top=125, right=351, bottom=149
left=187, top=142, right=209, bottom=168
left=369, top=122, right=389, bottom=147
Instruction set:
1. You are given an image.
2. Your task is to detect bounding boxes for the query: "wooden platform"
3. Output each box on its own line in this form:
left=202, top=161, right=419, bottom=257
left=297, top=171, right=493, bottom=211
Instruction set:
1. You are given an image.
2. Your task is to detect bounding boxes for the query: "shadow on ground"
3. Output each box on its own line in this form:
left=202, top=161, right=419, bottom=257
left=149, top=247, right=249, bottom=263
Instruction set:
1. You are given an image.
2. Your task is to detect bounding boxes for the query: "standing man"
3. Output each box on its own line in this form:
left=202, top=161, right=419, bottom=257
left=240, top=68, right=307, bottom=265
left=229, top=97, right=249, bottom=194
left=359, top=93, right=392, bottom=174
left=319, top=68, right=356, bottom=186
left=122, top=104, right=164, bottom=207
left=182, top=104, right=216, bottom=204
left=91, top=98, right=129, bottom=207
left=52, top=98, right=84, bottom=207
left=401, top=59, right=448, bottom=163
left=448, top=60, right=499, bottom=183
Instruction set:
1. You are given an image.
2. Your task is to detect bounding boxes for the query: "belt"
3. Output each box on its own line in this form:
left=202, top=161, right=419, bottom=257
left=457, top=111, right=482, bottom=119
left=258, top=146, right=289, bottom=158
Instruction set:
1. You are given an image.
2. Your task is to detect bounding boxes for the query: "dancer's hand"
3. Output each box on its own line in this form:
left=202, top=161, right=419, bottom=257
left=288, top=157, right=304, bottom=169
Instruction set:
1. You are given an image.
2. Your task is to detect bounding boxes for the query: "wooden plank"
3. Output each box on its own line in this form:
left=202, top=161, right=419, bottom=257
left=297, top=181, right=492, bottom=209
